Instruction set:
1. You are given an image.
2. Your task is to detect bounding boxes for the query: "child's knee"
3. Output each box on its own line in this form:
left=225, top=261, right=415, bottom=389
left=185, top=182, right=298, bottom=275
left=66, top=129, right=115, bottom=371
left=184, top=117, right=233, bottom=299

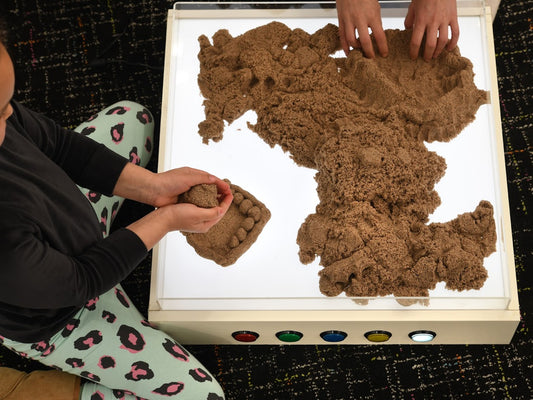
left=110, top=100, right=154, bottom=123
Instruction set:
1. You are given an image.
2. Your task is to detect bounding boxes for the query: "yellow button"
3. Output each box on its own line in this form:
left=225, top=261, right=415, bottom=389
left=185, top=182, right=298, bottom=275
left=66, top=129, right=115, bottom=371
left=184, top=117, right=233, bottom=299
left=364, top=330, right=392, bottom=342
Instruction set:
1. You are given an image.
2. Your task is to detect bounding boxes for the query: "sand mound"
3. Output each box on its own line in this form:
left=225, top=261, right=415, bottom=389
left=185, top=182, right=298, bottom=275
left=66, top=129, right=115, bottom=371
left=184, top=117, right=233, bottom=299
left=196, top=22, right=494, bottom=298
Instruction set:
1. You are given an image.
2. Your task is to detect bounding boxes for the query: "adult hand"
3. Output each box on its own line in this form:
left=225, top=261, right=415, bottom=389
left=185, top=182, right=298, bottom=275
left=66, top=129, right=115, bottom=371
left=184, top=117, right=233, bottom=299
left=404, top=0, right=459, bottom=61
left=336, top=0, right=388, bottom=58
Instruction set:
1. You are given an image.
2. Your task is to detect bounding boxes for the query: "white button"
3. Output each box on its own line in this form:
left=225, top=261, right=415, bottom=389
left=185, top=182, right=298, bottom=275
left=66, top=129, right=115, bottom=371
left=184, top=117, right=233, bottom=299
left=409, top=330, right=436, bottom=342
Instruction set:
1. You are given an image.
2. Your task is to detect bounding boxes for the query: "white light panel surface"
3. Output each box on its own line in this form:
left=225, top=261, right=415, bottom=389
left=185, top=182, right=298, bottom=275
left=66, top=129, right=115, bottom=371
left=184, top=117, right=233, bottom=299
left=155, top=8, right=510, bottom=310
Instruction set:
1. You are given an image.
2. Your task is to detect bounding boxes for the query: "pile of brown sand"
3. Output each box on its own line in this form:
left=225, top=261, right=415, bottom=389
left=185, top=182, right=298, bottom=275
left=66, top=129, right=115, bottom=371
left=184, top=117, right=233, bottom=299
left=197, top=22, right=496, bottom=298
left=180, top=181, right=271, bottom=267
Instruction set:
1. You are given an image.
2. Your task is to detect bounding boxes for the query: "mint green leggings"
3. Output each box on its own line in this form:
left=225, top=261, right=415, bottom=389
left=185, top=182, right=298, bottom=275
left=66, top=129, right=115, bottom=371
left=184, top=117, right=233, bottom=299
left=1, top=101, right=225, bottom=400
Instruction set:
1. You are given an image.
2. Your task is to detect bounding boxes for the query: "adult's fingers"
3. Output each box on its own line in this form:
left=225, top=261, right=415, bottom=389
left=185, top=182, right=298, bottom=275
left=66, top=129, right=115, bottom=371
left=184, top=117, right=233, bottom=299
left=357, top=27, right=376, bottom=58
left=446, top=20, right=460, bottom=50
left=433, top=24, right=449, bottom=59
left=422, top=26, right=438, bottom=61
left=371, top=24, right=389, bottom=57
left=409, top=25, right=425, bottom=60
left=339, top=21, right=358, bottom=56
left=404, top=2, right=415, bottom=29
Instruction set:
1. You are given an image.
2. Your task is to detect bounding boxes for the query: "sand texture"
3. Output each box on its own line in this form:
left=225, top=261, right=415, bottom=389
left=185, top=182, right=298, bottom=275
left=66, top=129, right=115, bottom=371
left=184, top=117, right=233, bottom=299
left=181, top=181, right=271, bottom=267
left=179, top=184, right=219, bottom=208
left=197, top=22, right=496, bottom=298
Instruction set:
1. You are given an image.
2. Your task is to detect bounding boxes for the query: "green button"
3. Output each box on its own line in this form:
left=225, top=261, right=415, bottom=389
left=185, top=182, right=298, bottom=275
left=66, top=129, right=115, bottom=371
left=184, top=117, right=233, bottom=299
left=276, top=330, right=303, bottom=342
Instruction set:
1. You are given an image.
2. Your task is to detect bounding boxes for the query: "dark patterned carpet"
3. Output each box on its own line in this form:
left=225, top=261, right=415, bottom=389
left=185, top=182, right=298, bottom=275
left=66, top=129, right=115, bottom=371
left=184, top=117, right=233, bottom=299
left=1, top=0, right=531, bottom=399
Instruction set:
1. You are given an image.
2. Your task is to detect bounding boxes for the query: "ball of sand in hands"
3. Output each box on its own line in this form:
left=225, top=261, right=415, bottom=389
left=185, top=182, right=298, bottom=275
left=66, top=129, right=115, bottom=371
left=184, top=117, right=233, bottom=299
left=336, top=0, right=459, bottom=61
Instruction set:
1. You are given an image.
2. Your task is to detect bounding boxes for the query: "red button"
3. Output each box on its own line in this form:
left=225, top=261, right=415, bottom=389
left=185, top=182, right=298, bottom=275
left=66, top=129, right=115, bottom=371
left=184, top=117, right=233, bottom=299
left=232, top=331, right=259, bottom=342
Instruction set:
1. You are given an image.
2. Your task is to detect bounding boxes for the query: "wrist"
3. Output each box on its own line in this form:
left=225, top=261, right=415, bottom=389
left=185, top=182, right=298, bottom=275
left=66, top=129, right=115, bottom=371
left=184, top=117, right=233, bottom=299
left=154, top=205, right=174, bottom=232
left=126, top=206, right=173, bottom=251
left=114, top=163, right=155, bottom=205
left=144, top=170, right=162, bottom=206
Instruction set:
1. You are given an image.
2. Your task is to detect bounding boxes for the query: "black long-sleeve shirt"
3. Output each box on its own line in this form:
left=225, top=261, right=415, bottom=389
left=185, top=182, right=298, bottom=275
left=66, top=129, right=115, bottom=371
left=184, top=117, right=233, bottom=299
left=0, top=101, right=148, bottom=342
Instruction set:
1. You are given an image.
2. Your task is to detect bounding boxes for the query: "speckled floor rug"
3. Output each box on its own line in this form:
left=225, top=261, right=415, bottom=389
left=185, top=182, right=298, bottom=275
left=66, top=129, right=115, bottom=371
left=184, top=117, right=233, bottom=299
left=0, top=1, right=531, bottom=399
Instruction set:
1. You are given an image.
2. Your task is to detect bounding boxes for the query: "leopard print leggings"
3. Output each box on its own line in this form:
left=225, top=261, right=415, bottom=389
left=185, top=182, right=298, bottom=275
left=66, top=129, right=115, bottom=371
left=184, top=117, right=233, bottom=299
left=1, top=101, right=225, bottom=400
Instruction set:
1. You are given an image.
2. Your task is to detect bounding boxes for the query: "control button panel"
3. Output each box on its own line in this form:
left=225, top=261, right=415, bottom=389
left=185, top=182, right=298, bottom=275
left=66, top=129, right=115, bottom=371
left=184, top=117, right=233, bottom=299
left=229, top=329, right=439, bottom=343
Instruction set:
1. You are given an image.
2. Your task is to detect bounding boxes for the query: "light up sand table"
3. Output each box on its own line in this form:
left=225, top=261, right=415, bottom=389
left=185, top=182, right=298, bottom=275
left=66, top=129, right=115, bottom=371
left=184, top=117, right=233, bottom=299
left=149, top=2, right=519, bottom=344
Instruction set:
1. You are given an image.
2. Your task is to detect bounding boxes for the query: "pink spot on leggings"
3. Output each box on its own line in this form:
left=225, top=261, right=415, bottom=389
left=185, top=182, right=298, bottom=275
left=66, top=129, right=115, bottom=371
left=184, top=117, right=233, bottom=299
left=128, top=333, right=138, bottom=345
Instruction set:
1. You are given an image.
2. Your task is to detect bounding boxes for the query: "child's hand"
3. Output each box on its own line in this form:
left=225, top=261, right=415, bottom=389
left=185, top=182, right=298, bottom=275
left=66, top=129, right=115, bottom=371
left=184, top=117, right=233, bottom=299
left=150, top=167, right=232, bottom=209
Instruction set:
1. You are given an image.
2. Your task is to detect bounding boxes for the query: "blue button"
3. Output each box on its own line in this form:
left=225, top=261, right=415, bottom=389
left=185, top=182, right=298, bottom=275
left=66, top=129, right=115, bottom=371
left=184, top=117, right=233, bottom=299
left=320, top=330, right=347, bottom=343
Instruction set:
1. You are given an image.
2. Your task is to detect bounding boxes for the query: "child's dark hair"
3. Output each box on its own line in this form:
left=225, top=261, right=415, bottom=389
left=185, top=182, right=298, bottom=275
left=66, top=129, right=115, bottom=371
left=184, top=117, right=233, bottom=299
left=0, top=14, right=8, bottom=47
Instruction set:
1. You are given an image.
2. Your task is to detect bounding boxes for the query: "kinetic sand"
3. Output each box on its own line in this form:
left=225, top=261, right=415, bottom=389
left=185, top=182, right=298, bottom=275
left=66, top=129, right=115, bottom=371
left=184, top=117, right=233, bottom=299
left=195, top=22, right=495, bottom=298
